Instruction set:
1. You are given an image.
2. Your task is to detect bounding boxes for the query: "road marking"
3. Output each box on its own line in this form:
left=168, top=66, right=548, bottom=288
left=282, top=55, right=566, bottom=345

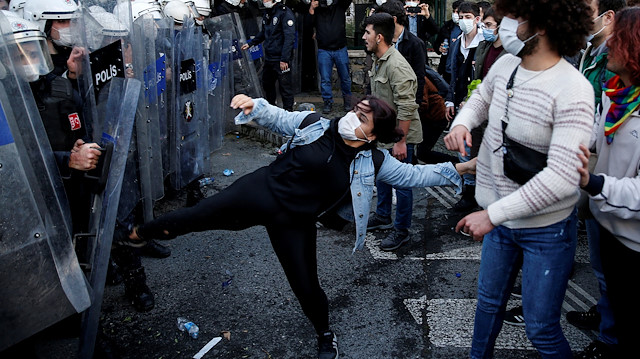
left=365, top=233, right=398, bottom=260
left=424, top=245, right=482, bottom=260
left=403, top=295, right=426, bottom=325
left=419, top=298, right=592, bottom=350
left=567, top=279, right=598, bottom=306
left=425, top=187, right=453, bottom=209
left=434, top=186, right=457, bottom=204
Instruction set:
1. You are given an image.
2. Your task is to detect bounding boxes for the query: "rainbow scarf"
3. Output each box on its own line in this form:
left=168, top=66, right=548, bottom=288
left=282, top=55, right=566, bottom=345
left=603, top=75, right=640, bottom=144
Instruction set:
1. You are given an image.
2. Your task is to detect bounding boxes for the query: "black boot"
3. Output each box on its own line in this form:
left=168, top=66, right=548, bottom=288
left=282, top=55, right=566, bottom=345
left=123, top=267, right=155, bottom=312
left=139, top=239, right=171, bottom=258
left=453, top=185, right=478, bottom=213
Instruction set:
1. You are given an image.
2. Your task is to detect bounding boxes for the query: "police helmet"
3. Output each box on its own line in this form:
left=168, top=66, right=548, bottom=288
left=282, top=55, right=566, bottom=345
left=2, top=10, right=54, bottom=81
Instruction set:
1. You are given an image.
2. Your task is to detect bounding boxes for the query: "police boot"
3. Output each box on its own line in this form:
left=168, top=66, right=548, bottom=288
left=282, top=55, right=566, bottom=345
left=186, top=180, right=205, bottom=207
left=453, top=185, right=478, bottom=213
left=123, top=267, right=155, bottom=312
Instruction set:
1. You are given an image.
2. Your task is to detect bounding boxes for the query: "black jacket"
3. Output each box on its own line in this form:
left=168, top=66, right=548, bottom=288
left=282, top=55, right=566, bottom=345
left=249, top=4, right=296, bottom=63
left=311, top=0, right=352, bottom=51
left=397, top=29, right=426, bottom=105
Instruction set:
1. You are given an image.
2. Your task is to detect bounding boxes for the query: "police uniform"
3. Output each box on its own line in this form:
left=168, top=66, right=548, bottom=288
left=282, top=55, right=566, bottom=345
left=247, top=3, right=296, bottom=110
left=30, top=73, right=92, bottom=234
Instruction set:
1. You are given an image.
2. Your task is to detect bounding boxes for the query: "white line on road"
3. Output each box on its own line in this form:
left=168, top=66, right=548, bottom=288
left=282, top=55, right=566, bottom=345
left=426, top=187, right=453, bottom=209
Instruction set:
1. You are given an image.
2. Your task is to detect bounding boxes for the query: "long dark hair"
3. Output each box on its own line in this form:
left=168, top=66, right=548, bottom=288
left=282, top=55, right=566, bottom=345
left=355, top=95, right=404, bottom=144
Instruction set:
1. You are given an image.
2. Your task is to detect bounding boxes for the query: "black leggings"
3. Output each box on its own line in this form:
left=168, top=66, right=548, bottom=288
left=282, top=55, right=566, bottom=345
left=138, top=167, right=329, bottom=334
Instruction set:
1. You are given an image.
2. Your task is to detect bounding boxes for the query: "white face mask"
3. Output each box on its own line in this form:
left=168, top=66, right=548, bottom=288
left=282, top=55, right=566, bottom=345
left=52, top=26, right=74, bottom=47
left=498, top=17, right=538, bottom=56
left=586, top=12, right=607, bottom=43
left=338, top=112, right=372, bottom=143
left=22, top=64, right=40, bottom=82
left=263, top=0, right=274, bottom=8
left=376, top=0, right=387, bottom=6
left=405, top=1, right=419, bottom=7
left=459, top=18, right=475, bottom=35
left=452, top=13, right=459, bottom=24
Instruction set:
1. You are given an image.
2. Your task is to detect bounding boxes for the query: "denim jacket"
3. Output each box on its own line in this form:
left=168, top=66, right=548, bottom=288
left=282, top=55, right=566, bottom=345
left=235, top=99, right=463, bottom=252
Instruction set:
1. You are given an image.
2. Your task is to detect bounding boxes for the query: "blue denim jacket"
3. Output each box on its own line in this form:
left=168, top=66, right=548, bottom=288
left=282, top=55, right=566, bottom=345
left=235, top=99, right=463, bottom=252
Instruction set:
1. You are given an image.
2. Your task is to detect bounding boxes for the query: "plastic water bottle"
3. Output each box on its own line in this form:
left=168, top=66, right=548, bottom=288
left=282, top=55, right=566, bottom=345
left=177, top=317, right=199, bottom=339
left=442, top=39, right=449, bottom=55
left=198, top=177, right=214, bottom=187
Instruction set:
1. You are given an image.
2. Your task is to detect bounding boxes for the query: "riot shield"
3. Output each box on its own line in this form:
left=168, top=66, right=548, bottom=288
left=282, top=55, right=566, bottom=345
left=205, top=13, right=262, bottom=133
left=68, top=5, right=142, bottom=358
left=131, top=14, right=166, bottom=220
left=169, top=17, right=209, bottom=190
left=154, top=17, right=175, bottom=181
left=0, top=12, right=90, bottom=350
left=206, top=28, right=232, bottom=157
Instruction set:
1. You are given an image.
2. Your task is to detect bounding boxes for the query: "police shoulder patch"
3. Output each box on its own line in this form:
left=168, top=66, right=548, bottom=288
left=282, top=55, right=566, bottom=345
left=273, top=17, right=278, bottom=26
left=287, top=19, right=293, bottom=27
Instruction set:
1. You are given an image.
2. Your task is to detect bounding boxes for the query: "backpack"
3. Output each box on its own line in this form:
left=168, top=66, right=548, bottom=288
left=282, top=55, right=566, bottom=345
left=424, top=66, right=449, bottom=98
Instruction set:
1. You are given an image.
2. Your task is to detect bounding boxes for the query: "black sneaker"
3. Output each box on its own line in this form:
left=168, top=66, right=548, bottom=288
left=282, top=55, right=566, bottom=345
left=322, top=100, right=332, bottom=114
left=504, top=306, right=525, bottom=326
left=139, top=239, right=171, bottom=258
left=124, top=267, right=155, bottom=312
left=317, top=331, right=338, bottom=359
left=575, top=340, right=612, bottom=359
left=380, top=228, right=410, bottom=251
left=566, top=305, right=600, bottom=331
left=367, top=213, right=393, bottom=230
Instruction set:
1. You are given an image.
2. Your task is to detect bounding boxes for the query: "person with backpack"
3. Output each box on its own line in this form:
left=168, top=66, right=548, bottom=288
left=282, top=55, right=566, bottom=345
left=122, top=94, right=475, bottom=359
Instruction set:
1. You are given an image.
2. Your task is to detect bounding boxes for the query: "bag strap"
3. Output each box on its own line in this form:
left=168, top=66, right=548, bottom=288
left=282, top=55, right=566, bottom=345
left=286, top=112, right=323, bottom=151
left=372, top=148, right=384, bottom=177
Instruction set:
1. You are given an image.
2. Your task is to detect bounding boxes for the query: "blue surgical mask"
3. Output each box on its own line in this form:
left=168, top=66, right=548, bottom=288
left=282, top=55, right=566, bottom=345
left=482, top=27, right=497, bottom=42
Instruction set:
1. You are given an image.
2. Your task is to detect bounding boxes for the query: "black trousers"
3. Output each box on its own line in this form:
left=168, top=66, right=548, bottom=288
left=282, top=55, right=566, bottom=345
left=262, top=60, right=294, bottom=111
left=600, top=225, right=640, bottom=358
left=138, top=167, right=329, bottom=334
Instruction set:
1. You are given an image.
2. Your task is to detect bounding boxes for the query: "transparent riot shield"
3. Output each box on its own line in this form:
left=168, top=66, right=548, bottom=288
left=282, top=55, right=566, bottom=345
left=154, top=18, right=175, bottom=181
left=0, top=13, right=90, bottom=350
left=206, top=29, right=232, bottom=157
left=78, top=77, right=140, bottom=359
left=131, top=14, right=165, bottom=220
left=204, top=13, right=262, bottom=132
left=68, top=6, right=142, bottom=358
left=170, top=18, right=209, bottom=190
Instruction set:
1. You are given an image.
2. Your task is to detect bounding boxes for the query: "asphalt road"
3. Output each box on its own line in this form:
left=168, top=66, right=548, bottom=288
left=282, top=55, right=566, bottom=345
left=21, top=132, right=600, bottom=359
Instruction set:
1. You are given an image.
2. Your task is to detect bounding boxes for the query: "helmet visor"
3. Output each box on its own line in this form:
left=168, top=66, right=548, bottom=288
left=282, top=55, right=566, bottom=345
left=12, top=37, right=54, bottom=76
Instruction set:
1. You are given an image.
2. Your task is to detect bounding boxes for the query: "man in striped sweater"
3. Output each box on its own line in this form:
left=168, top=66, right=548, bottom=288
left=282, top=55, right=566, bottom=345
left=444, top=0, right=595, bottom=357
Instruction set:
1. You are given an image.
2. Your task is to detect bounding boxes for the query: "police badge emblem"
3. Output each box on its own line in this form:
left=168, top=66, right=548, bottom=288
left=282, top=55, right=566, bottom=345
left=287, top=19, right=293, bottom=26
left=273, top=17, right=278, bottom=26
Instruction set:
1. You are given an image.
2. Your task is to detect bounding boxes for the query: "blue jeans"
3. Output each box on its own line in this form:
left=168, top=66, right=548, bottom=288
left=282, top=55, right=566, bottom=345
left=585, top=219, right=618, bottom=347
left=375, top=145, right=414, bottom=230
left=317, top=47, right=352, bottom=103
left=470, top=209, right=577, bottom=359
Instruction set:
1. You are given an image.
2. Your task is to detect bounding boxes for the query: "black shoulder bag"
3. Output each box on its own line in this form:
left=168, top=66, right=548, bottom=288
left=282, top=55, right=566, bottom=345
left=495, top=66, right=548, bottom=185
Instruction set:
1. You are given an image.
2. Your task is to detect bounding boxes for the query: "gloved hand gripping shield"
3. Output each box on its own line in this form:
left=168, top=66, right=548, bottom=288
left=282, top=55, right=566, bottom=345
left=0, top=11, right=90, bottom=351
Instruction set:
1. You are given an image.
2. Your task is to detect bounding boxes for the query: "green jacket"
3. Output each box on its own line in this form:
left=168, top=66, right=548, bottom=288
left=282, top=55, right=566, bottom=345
left=369, top=46, right=422, bottom=146
left=579, top=41, right=615, bottom=112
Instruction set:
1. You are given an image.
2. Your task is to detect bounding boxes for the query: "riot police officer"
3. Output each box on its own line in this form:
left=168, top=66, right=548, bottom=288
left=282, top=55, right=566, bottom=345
left=22, top=0, right=79, bottom=76
left=241, top=0, right=295, bottom=111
